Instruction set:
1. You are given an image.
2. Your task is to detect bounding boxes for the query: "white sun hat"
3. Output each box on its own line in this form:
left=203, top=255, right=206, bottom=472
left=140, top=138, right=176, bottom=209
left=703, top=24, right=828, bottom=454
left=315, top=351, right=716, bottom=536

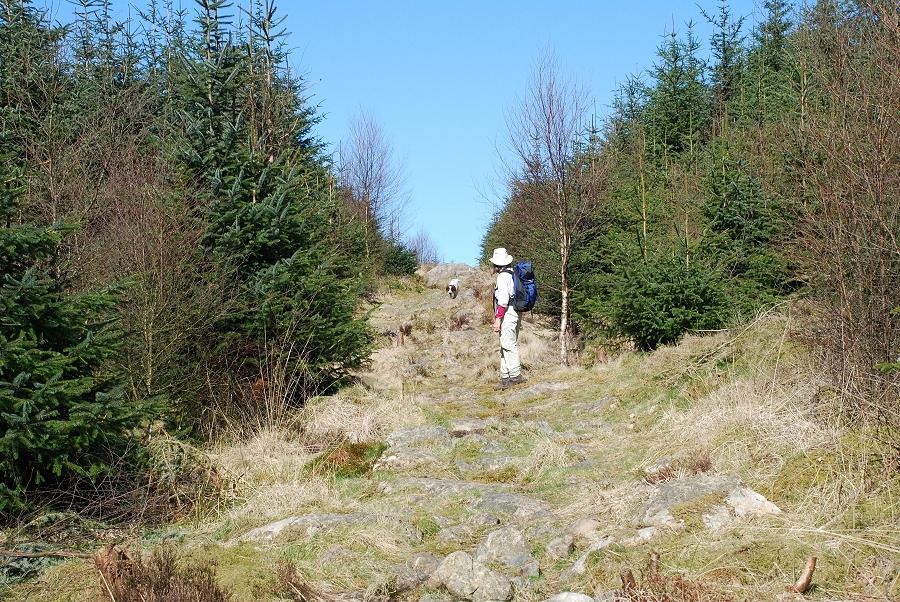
left=489, top=247, right=514, bottom=266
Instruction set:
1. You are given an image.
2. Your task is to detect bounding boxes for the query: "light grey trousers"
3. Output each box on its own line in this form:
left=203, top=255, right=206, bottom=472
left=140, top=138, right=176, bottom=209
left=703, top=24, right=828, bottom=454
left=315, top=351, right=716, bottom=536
left=499, top=308, right=521, bottom=379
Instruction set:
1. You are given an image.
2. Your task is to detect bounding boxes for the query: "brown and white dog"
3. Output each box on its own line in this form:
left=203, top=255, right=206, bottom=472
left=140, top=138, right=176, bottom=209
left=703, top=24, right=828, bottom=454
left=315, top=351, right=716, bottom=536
left=447, top=278, right=460, bottom=299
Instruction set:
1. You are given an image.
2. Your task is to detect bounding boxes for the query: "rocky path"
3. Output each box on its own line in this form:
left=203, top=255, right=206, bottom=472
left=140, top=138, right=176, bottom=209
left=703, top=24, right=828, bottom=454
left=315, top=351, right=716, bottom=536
left=229, top=265, right=786, bottom=601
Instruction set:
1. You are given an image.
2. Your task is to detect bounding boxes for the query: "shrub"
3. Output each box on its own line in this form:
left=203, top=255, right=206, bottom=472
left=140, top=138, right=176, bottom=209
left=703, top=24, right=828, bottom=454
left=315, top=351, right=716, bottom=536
left=381, top=237, right=418, bottom=276
left=95, top=545, right=232, bottom=602
left=612, top=255, right=728, bottom=351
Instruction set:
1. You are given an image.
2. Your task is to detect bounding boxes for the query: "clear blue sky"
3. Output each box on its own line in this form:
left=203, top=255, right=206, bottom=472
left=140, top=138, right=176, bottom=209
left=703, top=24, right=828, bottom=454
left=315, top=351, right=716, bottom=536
left=43, top=0, right=763, bottom=264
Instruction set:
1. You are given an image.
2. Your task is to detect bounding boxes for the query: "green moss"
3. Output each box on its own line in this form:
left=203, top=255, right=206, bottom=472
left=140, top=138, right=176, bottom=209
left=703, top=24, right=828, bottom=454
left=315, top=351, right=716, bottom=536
left=454, top=439, right=483, bottom=463
left=190, top=543, right=272, bottom=600
left=414, top=515, right=441, bottom=540
left=768, top=452, right=838, bottom=505
left=307, top=441, right=388, bottom=478
left=471, top=465, right=519, bottom=483
left=670, top=492, right=727, bottom=530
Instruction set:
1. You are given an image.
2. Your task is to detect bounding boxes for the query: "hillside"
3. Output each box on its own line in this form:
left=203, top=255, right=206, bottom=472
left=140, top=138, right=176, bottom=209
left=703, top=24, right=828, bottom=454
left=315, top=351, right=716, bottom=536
left=4, top=265, right=897, bottom=601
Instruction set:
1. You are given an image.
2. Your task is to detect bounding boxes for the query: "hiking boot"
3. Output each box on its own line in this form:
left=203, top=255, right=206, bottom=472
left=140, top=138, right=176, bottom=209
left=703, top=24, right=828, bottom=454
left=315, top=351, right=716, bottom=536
left=495, top=378, right=510, bottom=390
left=507, top=375, right=527, bottom=386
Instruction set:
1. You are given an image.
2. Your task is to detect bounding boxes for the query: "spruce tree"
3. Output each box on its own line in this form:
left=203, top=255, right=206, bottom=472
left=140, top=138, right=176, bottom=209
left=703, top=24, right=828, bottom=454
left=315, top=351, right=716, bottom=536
left=171, top=0, right=369, bottom=415
left=645, top=23, right=710, bottom=157
left=0, top=122, right=142, bottom=513
left=701, top=154, right=791, bottom=316
left=701, top=0, right=746, bottom=122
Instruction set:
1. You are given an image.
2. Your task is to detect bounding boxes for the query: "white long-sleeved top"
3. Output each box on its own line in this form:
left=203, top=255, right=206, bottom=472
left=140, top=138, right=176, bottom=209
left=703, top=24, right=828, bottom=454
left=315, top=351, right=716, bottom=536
left=494, top=269, right=515, bottom=310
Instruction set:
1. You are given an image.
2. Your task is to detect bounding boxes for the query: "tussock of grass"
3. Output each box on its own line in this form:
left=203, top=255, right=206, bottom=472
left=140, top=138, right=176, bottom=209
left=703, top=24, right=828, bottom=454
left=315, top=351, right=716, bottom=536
left=307, top=441, right=388, bottom=478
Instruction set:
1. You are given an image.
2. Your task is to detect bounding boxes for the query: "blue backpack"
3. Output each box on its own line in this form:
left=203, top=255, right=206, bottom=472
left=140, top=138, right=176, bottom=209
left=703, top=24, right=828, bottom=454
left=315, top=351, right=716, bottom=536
left=508, top=261, right=538, bottom=312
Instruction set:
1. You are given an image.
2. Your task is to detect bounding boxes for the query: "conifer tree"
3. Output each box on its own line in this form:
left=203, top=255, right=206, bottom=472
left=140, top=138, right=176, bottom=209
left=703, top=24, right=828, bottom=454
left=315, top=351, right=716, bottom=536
left=645, top=23, right=710, bottom=158
left=0, top=122, right=142, bottom=512
left=701, top=0, right=746, bottom=123
left=171, top=0, right=369, bottom=411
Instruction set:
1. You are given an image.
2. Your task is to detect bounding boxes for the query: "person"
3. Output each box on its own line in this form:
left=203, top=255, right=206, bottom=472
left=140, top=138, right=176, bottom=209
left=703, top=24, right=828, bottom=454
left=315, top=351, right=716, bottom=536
left=489, top=247, right=526, bottom=390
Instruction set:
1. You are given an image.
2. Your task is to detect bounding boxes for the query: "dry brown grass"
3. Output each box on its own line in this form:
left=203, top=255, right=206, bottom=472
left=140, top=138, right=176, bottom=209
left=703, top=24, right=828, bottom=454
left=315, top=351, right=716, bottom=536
left=274, top=560, right=335, bottom=601
left=94, top=545, right=232, bottom=602
left=599, top=553, right=736, bottom=602
left=449, top=312, right=471, bottom=331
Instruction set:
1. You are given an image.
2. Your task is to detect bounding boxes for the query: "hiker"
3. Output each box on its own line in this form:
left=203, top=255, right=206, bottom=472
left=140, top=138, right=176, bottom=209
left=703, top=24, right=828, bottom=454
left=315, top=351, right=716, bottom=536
left=490, top=247, right=526, bottom=390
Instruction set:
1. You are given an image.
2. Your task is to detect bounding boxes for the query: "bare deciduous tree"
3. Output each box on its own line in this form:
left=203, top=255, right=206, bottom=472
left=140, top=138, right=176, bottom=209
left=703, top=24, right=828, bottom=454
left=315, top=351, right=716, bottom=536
left=338, top=112, right=408, bottom=256
left=408, top=227, right=441, bottom=265
left=505, top=54, right=607, bottom=364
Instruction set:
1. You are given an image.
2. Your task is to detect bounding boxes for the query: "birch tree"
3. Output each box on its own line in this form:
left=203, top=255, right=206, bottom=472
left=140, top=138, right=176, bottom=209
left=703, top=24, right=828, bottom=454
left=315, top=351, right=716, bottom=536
left=506, top=55, right=607, bottom=364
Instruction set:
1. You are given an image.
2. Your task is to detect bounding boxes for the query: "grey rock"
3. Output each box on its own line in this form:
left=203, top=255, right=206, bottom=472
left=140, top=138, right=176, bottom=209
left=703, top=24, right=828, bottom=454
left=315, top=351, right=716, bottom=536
left=427, top=551, right=512, bottom=601
left=450, top=418, right=489, bottom=437
left=701, top=504, right=732, bottom=531
left=468, top=512, right=501, bottom=527
left=593, top=590, right=619, bottom=602
left=457, top=454, right=518, bottom=476
left=726, top=486, right=781, bottom=517
left=375, top=447, right=440, bottom=470
left=477, top=492, right=551, bottom=521
left=546, top=534, right=575, bottom=559
left=566, top=518, right=601, bottom=544
left=435, top=524, right=477, bottom=546
left=620, top=526, right=658, bottom=547
left=560, top=536, right=614, bottom=580
left=545, top=594, right=594, bottom=602
left=642, top=474, right=780, bottom=530
left=375, top=446, right=442, bottom=471
left=642, top=474, right=740, bottom=528
left=239, top=513, right=363, bottom=543
left=475, top=526, right=539, bottom=577
left=390, top=477, right=498, bottom=496
left=396, top=553, right=442, bottom=589
left=385, top=426, right=449, bottom=448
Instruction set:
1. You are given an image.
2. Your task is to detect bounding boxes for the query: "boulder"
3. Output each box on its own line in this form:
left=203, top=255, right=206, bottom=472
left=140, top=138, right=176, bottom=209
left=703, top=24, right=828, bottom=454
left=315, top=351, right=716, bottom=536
left=545, top=534, right=575, bottom=559
left=417, top=263, right=477, bottom=288
left=427, top=551, right=512, bottom=601
left=642, top=474, right=780, bottom=530
left=566, top=517, right=602, bottom=544
left=396, top=552, right=442, bottom=590
left=475, top=526, right=539, bottom=577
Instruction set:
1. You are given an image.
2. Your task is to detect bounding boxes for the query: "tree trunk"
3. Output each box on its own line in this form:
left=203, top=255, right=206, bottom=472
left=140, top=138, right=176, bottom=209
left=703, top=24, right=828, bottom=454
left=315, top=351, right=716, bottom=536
left=559, top=239, right=570, bottom=366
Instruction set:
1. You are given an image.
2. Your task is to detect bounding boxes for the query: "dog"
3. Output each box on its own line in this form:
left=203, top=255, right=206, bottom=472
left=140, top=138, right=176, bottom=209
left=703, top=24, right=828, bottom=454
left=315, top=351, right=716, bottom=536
left=447, top=278, right=459, bottom=299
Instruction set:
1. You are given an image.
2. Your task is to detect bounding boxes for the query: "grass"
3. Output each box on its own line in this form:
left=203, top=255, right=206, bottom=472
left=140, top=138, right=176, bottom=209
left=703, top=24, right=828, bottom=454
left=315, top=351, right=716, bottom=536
left=307, top=441, right=388, bottom=478
left=7, top=279, right=899, bottom=602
